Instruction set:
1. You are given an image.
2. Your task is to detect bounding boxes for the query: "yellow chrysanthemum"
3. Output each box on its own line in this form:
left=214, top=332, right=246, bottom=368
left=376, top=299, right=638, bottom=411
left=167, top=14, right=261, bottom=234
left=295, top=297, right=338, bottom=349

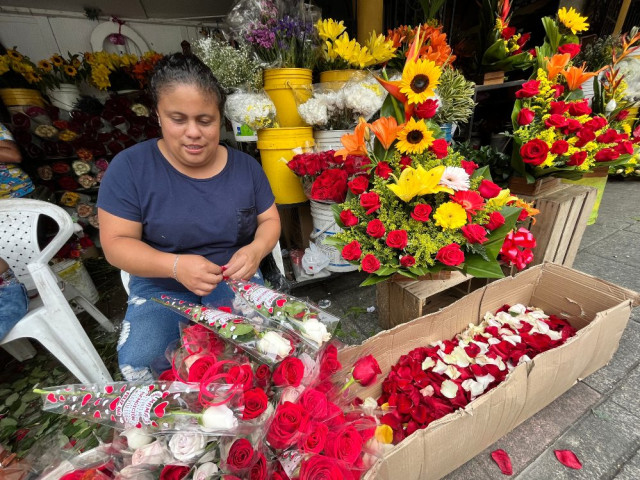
left=365, top=31, right=396, bottom=66
left=63, top=65, right=77, bottom=77
left=7, top=49, right=22, bottom=61
left=396, top=117, right=434, bottom=154
left=399, top=58, right=441, bottom=104
left=38, top=60, right=53, bottom=72
left=557, top=7, right=589, bottom=35
left=316, top=18, right=346, bottom=42
left=433, top=202, right=467, bottom=230
left=51, top=54, right=64, bottom=67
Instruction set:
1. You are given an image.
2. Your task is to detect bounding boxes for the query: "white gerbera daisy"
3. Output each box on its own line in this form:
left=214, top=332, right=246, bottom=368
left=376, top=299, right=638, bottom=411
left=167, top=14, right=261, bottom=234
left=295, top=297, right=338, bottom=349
left=439, top=166, right=470, bottom=191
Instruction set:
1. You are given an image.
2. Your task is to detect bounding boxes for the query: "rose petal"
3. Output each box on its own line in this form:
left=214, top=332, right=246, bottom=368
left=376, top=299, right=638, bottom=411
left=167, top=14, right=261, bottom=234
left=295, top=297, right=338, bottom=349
left=554, top=450, right=582, bottom=469
left=491, top=449, right=513, bottom=475
left=440, top=379, right=458, bottom=399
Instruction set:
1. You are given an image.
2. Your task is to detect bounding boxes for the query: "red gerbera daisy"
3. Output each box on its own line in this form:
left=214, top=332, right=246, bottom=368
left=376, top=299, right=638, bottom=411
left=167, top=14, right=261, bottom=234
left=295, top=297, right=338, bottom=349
left=451, top=190, right=486, bottom=218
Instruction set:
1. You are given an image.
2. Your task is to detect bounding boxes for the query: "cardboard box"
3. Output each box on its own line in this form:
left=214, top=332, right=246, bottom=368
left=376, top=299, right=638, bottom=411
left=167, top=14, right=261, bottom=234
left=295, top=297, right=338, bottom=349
left=338, top=263, right=639, bottom=480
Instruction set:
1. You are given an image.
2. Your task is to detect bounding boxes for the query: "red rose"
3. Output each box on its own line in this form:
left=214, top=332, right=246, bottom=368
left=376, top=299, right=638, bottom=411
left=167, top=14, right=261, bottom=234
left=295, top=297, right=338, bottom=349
left=478, top=179, right=502, bottom=198
left=517, top=108, right=535, bottom=126
left=386, top=229, right=408, bottom=249
left=616, top=110, right=629, bottom=121
left=361, top=254, right=381, bottom=273
left=255, top=364, right=271, bottom=387
left=550, top=139, right=569, bottom=155
left=616, top=141, right=634, bottom=155
left=549, top=101, right=569, bottom=115
left=366, top=219, right=386, bottom=238
left=375, top=162, right=393, bottom=179
left=226, top=438, right=255, bottom=472
left=341, top=241, right=362, bottom=261
left=273, top=357, right=305, bottom=387
left=486, top=211, right=505, bottom=231
left=348, top=175, right=369, bottom=195
left=298, top=388, right=329, bottom=420
left=586, top=116, right=607, bottom=130
left=352, top=354, right=381, bottom=386
left=411, top=203, right=432, bottom=222
left=400, top=255, right=416, bottom=267
left=461, top=159, right=478, bottom=175
left=429, top=138, right=448, bottom=158
left=339, top=209, right=358, bottom=227
left=563, top=118, right=582, bottom=133
left=325, top=425, right=364, bottom=464
left=299, top=421, right=329, bottom=453
left=158, top=369, right=176, bottom=381
left=575, top=128, right=596, bottom=148
left=187, top=355, right=217, bottom=382
left=242, top=388, right=268, bottom=420
left=266, top=401, right=308, bottom=450
left=359, top=192, right=381, bottom=214
left=299, top=455, right=346, bottom=480
left=520, top=139, right=549, bottom=166
left=414, top=98, right=439, bottom=119
left=311, top=169, right=348, bottom=203
left=558, top=43, right=581, bottom=58
left=320, top=344, right=341, bottom=380
left=344, top=154, right=371, bottom=175
left=160, top=466, right=190, bottom=480
left=544, top=114, right=568, bottom=129
left=568, top=100, right=592, bottom=117
left=597, top=129, right=621, bottom=143
left=227, top=364, right=253, bottom=391
left=595, top=148, right=620, bottom=162
left=515, top=80, right=540, bottom=98
left=551, top=84, right=565, bottom=98
left=399, top=155, right=413, bottom=169
left=436, top=243, right=465, bottom=266
left=461, top=224, right=488, bottom=244
left=567, top=151, right=587, bottom=166
left=249, top=452, right=267, bottom=480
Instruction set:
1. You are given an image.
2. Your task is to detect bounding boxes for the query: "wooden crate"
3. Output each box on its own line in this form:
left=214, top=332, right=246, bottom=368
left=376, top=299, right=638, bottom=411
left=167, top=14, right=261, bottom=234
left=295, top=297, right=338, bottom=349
left=376, top=271, right=478, bottom=328
left=519, top=183, right=597, bottom=267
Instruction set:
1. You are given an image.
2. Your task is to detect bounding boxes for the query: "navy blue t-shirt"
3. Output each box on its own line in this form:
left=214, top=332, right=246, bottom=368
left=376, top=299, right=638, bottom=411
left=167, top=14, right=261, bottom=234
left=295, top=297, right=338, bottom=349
left=97, top=139, right=275, bottom=290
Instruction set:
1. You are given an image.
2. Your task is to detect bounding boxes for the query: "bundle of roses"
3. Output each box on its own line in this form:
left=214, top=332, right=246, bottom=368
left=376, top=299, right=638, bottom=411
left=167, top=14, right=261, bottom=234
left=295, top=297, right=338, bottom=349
left=375, top=304, right=576, bottom=444
left=511, top=57, right=637, bottom=181
left=287, top=149, right=370, bottom=203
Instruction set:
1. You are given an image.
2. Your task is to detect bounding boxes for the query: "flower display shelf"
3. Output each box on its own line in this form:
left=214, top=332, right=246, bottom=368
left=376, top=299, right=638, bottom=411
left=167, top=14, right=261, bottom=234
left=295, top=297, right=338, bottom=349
left=508, top=176, right=562, bottom=196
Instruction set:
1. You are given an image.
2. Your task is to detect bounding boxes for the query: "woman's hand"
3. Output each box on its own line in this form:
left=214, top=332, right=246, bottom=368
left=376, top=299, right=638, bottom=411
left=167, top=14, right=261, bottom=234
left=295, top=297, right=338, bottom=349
left=175, top=254, right=223, bottom=296
left=223, top=244, right=263, bottom=281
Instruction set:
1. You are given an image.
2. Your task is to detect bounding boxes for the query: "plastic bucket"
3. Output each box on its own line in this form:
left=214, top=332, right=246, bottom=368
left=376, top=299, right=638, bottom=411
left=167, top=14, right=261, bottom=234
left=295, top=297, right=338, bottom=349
left=263, top=68, right=312, bottom=127
left=0, top=88, right=45, bottom=107
left=257, top=127, right=314, bottom=204
left=231, top=120, right=258, bottom=142
left=52, top=259, right=99, bottom=303
left=319, top=69, right=365, bottom=90
left=581, top=79, right=595, bottom=106
left=47, top=83, right=81, bottom=111
left=442, top=123, right=457, bottom=142
left=561, top=166, right=608, bottom=225
left=310, top=201, right=358, bottom=273
left=313, top=129, right=349, bottom=151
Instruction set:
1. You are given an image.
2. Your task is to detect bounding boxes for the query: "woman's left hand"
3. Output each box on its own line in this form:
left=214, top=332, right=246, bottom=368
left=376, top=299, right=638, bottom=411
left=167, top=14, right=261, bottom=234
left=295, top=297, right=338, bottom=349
left=223, top=244, right=263, bottom=280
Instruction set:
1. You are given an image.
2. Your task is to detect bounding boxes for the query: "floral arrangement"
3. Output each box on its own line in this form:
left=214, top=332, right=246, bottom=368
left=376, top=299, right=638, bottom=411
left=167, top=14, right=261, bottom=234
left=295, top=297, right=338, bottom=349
left=385, top=23, right=455, bottom=72
left=287, top=149, right=370, bottom=203
left=83, top=51, right=140, bottom=91
left=481, top=0, right=533, bottom=72
left=0, top=48, right=45, bottom=89
left=375, top=304, right=576, bottom=443
left=225, top=91, right=277, bottom=130
left=534, top=7, right=590, bottom=71
left=131, top=51, right=164, bottom=88
left=38, top=53, right=87, bottom=88
left=193, top=37, right=263, bottom=92
left=510, top=54, right=637, bottom=181
left=297, top=72, right=388, bottom=130
left=316, top=18, right=396, bottom=70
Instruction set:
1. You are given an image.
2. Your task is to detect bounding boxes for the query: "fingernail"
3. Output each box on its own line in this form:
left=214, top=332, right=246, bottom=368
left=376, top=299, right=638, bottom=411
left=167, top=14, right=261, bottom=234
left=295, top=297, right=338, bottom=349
left=223, top=276, right=229, bottom=281
left=221, top=265, right=227, bottom=272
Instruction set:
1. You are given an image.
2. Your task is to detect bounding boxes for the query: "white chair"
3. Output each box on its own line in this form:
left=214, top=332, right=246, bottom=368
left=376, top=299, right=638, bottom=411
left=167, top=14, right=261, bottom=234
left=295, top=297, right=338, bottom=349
left=0, top=199, right=114, bottom=383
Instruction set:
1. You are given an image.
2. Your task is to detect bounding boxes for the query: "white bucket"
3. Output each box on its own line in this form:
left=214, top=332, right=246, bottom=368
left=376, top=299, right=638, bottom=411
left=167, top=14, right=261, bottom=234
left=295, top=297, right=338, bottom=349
left=313, top=129, right=350, bottom=151
left=52, top=259, right=99, bottom=303
left=310, top=201, right=358, bottom=273
left=231, top=120, right=258, bottom=142
left=47, top=83, right=81, bottom=111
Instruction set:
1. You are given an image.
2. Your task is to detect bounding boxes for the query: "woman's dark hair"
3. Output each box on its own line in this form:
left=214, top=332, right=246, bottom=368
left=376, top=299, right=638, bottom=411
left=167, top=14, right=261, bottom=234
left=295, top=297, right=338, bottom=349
left=150, top=53, right=226, bottom=117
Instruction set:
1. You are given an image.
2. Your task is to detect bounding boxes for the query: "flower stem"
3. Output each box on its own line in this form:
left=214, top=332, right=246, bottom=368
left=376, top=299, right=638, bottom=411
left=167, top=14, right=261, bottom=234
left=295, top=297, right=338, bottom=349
left=339, top=376, right=356, bottom=394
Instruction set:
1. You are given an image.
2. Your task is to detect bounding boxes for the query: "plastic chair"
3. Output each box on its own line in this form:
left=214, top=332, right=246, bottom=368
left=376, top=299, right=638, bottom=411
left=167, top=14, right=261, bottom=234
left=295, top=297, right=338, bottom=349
left=0, top=199, right=114, bottom=383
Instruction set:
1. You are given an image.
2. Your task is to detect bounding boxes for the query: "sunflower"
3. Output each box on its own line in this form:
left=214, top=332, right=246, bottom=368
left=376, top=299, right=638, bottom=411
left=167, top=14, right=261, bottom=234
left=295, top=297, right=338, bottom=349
left=51, top=54, right=64, bottom=67
left=24, top=72, right=39, bottom=84
left=396, top=118, right=434, bottom=154
left=38, top=60, right=53, bottom=72
left=399, top=58, right=441, bottom=104
left=557, top=7, right=589, bottom=35
left=63, top=65, right=77, bottom=77
left=6, top=49, right=23, bottom=61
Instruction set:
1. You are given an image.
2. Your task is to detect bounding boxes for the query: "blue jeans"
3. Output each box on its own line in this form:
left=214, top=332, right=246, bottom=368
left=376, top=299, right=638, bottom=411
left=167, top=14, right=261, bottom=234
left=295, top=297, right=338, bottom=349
left=118, top=272, right=263, bottom=381
left=0, top=283, right=29, bottom=340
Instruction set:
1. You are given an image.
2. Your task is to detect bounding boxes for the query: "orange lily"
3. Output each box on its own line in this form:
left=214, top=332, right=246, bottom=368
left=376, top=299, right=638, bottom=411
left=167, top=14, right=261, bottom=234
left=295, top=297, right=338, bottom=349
left=513, top=199, right=540, bottom=225
left=335, top=118, right=369, bottom=158
left=561, top=63, right=600, bottom=91
left=369, top=117, right=403, bottom=150
left=546, top=53, right=571, bottom=80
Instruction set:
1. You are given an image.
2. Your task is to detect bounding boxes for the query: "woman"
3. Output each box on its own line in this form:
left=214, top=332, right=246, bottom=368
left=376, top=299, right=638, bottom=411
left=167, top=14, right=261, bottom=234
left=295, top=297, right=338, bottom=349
left=0, top=122, right=34, bottom=199
left=97, top=53, right=280, bottom=381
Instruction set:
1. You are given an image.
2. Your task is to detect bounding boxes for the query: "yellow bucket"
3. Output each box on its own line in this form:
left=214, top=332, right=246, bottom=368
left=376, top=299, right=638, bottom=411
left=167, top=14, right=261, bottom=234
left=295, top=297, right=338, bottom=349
left=263, top=68, right=312, bottom=127
left=319, top=69, right=366, bottom=90
left=0, top=88, right=45, bottom=107
left=257, top=127, right=314, bottom=205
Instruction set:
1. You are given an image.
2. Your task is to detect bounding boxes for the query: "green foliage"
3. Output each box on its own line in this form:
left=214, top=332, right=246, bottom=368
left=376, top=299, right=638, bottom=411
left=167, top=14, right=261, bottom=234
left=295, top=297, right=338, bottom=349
left=434, top=68, right=476, bottom=125
left=574, top=35, right=621, bottom=71
left=454, top=141, right=512, bottom=186
left=419, top=0, right=447, bottom=21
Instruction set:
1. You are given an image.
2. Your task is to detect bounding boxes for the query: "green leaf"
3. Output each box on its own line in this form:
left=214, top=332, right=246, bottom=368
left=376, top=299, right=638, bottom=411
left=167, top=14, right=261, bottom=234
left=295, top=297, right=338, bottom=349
left=0, top=417, right=17, bottom=429
left=484, top=205, right=521, bottom=259
left=472, top=165, right=491, bottom=181
left=541, top=17, right=560, bottom=52
left=373, top=137, right=387, bottom=162
left=381, top=94, right=404, bottom=124
left=511, top=99, right=523, bottom=131
left=4, top=393, right=19, bottom=407
left=464, top=256, right=505, bottom=278
left=218, top=323, right=254, bottom=339
left=408, top=266, right=430, bottom=276
left=359, top=274, right=392, bottom=286
left=323, top=235, right=345, bottom=247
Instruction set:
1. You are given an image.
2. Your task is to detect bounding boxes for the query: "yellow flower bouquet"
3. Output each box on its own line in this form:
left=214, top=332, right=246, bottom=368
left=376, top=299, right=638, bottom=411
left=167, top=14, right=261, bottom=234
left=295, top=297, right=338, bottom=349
left=83, top=51, right=140, bottom=91
left=38, top=53, right=87, bottom=88
left=0, top=48, right=46, bottom=89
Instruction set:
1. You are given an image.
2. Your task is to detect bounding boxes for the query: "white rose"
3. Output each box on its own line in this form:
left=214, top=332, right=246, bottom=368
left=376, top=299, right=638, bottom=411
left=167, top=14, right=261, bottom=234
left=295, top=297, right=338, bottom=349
left=168, top=432, right=207, bottom=462
left=121, top=428, right=155, bottom=450
left=131, top=103, right=150, bottom=117
left=201, top=404, right=238, bottom=431
left=131, top=440, right=173, bottom=466
left=193, top=462, right=219, bottom=480
left=302, top=318, right=330, bottom=345
left=116, top=465, right=157, bottom=480
left=257, top=331, right=292, bottom=358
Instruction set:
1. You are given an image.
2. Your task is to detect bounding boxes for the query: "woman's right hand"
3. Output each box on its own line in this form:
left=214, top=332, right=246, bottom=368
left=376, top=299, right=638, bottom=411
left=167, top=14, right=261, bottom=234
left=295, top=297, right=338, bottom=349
left=174, top=254, right=223, bottom=296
